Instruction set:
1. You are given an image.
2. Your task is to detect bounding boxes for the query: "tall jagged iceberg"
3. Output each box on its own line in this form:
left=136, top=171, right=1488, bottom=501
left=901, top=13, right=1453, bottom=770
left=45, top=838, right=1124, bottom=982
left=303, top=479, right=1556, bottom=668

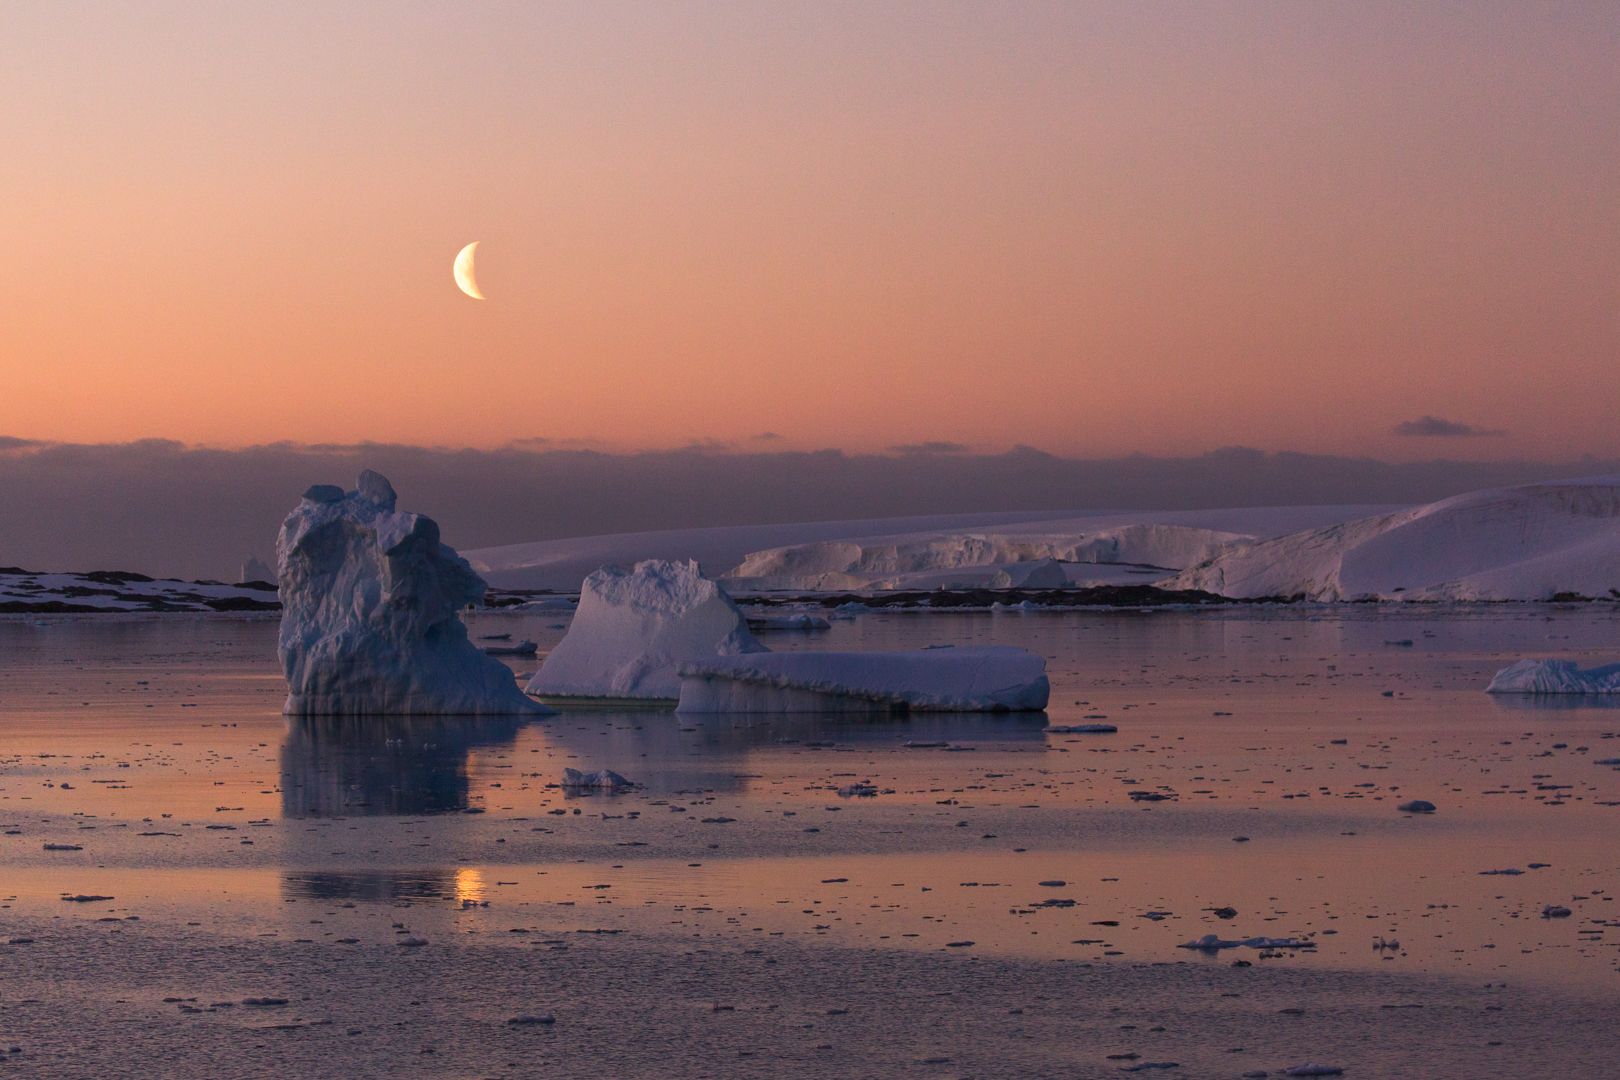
left=277, top=470, right=547, bottom=716
left=526, top=559, right=764, bottom=702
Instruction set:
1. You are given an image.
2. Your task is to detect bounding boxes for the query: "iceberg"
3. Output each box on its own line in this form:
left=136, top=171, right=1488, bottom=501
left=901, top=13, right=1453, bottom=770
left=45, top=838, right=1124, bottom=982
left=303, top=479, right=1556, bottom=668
left=1486, top=658, right=1620, bottom=694
left=526, top=559, right=765, bottom=702
left=276, top=470, right=547, bottom=716
left=240, top=555, right=275, bottom=585
left=675, top=644, right=1050, bottom=714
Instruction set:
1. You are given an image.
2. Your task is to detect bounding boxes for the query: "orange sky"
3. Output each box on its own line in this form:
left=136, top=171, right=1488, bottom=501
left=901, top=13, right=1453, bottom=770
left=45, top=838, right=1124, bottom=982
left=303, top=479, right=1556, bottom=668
left=3, top=2, right=1616, bottom=459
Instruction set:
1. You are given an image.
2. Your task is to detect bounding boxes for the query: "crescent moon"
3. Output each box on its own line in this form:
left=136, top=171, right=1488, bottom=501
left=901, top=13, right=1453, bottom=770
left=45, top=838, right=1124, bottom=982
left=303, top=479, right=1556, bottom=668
left=453, top=241, right=484, bottom=300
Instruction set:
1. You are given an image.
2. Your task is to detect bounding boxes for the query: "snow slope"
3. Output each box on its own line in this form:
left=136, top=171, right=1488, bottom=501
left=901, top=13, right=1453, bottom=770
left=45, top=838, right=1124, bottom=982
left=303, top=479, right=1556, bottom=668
left=676, top=645, right=1050, bottom=713
left=1167, top=478, right=1620, bottom=602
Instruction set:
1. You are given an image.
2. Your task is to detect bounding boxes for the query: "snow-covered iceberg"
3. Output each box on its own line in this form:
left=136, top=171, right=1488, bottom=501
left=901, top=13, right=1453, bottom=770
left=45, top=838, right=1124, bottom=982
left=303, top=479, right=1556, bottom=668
left=1167, top=478, right=1620, bottom=602
left=675, top=645, right=1050, bottom=713
left=526, top=559, right=764, bottom=702
left=1486, top=658, right=1620, bottom=694
left=277, top=470, right=547, bottom=716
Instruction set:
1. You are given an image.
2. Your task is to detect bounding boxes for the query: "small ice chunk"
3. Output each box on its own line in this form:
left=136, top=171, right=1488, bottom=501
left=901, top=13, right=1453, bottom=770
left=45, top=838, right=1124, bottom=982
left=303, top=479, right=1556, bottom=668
left=1486, top=658, right=1620, bottom=694
left=561, top=768, right=635, bottom=792
left=1397, top=800, right=1436, bottom=813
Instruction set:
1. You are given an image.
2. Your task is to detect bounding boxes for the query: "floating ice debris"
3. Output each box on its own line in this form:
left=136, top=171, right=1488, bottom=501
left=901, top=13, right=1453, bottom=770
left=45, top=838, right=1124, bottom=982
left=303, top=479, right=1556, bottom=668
left=396, top=936, right=429, bottom=947
left=1486, top=658, right=1620, bottom=694
left=1479, top=868, right=1524, bottom=876
left=42, top=843, right=82, bottom=851
left=747, top=613, right=831, bottom=632
left=1282, top=1066, right=1344, bottom=1078
left=60, top=894, right=113, bottom=903
left=527, top=559, right=763, bottom=702
left=836, top=782, right=879, bottom=797
left=1119, top=1064, right=1181, bottom=1074
left=1397, top=800, right=1436, bottom=813
left=506, top=1014, right=556, bottom=1026
left=277, top=471, right=547, bottom=716
left=561, top=768, right=636, bottom=792
left=482, top=640, right=538, bottom=657
left=1129, top=790, right=1174, bottom=802
left=677, top=645, right=1050, bottom=713
left=1048, top=723, right=1117, bottom=734
left=989, top=558, right=1070, bottom=590
left=1541, top=905, right=1573, bottom=919
left=1178, top=934, right=1312, bottom=951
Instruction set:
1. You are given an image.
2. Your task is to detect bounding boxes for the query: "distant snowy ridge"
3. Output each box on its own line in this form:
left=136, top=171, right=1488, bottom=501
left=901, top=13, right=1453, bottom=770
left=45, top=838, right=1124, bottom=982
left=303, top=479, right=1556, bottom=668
left=1167, top=478, right=1620, bottom=602
left=723, top=522, right=1246, bottom=591
left=468, top=505, right=1380, bottom=593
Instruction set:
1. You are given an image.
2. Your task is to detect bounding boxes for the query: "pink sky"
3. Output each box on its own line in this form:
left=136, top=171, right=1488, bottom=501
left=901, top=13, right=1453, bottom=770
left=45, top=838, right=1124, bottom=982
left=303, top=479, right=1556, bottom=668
left=3, top=2, right=1615, bottom=459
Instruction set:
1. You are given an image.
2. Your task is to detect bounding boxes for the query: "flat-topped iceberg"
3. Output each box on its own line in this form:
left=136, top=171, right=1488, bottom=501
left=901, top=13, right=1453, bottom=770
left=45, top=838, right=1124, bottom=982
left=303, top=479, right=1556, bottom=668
left=277, top=470, right=547, bottom=716
left=1486, top=658, right=1620, bottom=694
left=527, top=559, right=764, bottom=702
left=676, top=644, right=1050, bottom=714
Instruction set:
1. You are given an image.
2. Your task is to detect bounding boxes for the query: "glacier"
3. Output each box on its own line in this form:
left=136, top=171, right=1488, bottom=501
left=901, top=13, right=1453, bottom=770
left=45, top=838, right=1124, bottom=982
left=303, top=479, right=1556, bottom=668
left=277, top=470, right=547, bottom=716
left=675, top=645, right=1050, bottom=714
left=525, top=559, right=765, bottom=702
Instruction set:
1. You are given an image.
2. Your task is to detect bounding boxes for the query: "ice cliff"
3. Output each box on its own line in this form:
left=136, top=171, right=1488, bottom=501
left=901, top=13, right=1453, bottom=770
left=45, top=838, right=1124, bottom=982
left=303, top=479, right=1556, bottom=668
left=277, top=470, right=547, bottom=716
left=526, top=559, right=765, bottom=701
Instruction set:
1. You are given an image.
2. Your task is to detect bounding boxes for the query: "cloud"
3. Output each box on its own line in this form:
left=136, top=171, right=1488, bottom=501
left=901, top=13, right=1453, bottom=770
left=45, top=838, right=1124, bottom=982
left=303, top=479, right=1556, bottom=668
left=888, top=441, right=970, bottom=455
left=0, top=439, right=1609, bottom=582
left=1391, top=415, right=1507, bottom=438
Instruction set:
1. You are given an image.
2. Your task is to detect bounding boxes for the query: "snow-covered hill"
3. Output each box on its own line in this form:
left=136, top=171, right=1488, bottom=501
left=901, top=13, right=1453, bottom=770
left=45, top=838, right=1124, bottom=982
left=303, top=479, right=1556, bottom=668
left=1166, top=478, right=1620, bottom=602
left=0, top=568, right=279, bottom=613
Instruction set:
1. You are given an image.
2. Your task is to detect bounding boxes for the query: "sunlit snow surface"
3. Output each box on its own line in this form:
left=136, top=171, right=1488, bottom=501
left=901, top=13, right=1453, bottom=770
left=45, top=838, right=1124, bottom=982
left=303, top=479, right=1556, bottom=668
left=3, top=605, right=1620, bottom=1076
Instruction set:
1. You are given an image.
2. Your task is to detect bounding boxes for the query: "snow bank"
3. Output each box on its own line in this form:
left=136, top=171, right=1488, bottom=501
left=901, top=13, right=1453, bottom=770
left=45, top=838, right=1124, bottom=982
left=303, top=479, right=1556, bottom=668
left=1486, top=658, right=1620, bottom=694
left=675, top=645, right=1050, bottom=713
left=277, top=471, right=546, bottom=716
left=1167, top=478, right=1620, bottom=602
left=526, top=559, right=764, bottom=701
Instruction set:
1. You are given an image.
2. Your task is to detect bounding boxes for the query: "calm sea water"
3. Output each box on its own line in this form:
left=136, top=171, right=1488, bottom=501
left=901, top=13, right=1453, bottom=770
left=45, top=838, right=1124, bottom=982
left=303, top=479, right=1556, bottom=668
left=2, top=605, right=1619, bottom=1077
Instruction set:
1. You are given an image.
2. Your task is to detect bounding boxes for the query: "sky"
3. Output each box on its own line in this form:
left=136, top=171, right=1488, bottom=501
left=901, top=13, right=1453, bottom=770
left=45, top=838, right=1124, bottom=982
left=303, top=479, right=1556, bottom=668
left=2, top=1, right=1616, bottom=460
